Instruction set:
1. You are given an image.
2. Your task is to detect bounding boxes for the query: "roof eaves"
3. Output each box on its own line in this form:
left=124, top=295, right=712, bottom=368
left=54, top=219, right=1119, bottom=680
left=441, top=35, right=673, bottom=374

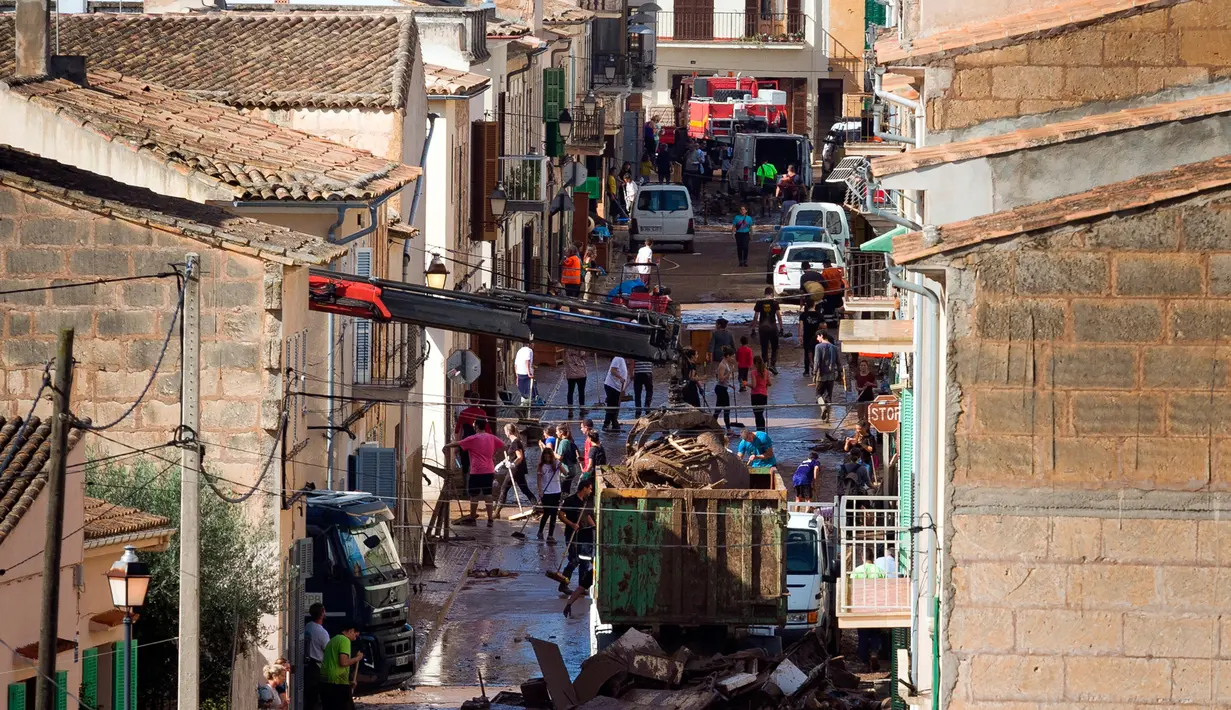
left=892, top=154, right=1231, bottom=263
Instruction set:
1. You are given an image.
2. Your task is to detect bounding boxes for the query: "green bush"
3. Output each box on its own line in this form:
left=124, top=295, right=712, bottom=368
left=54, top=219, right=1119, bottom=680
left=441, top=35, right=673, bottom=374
left=86, top=457, right=279, bottom=708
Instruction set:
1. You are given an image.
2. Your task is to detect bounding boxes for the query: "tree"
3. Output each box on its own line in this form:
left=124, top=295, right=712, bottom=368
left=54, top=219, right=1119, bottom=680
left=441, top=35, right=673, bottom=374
left=86, top=457, right=279, bottom=709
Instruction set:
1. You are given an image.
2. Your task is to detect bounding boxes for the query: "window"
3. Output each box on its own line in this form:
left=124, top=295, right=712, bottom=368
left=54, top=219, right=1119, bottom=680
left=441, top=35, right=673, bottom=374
left=786, top=246, right=836, bottom=264
left=338, top=523, right=401, bottom=578
left=825, top=210, right=845, bottom=236
left=778, top=227, right=825, bottom=244
left=354, top=247, right=373, bottom=384
left=793, top=210, right=825, bottom=227
left=786, top=529, right=819, bottom=575
left=636, top=189, right=690, bottom=212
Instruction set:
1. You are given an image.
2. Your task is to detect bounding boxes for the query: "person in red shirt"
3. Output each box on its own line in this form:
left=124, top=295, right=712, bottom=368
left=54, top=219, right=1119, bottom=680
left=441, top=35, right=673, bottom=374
left=560, top=246, right=583, bottom=299
left=820, top=256, right=847, bottom=318
left=454, top=391, right=487, bottom=478
left=736, top=336, right=754, bottom=392
left=443, top=419, right=506, bottom=527
left=579, top=418, right=595, bottom=471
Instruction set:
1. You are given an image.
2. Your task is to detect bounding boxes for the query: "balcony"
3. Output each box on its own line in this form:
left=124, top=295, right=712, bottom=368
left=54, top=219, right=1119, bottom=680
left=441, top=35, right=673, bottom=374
left=657, top=11, right=806, bottom=44
left=837, top=496, right=911, bottom=629
left=354, top=321, right=425, bottom=392
left=569, top=106, right=606, bottom=151
left=498, top=155, right=549, bottom=209
left=591, top=53, right=653, bottom=90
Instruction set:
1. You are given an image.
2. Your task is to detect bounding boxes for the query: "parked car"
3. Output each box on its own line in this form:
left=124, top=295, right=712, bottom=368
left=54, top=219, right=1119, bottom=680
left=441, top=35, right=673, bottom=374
left=628, top=183, right=697, bottom=252
left=784, top=202, right=851, bottom=245
left=766, top=225, right=839, bottom=284
left=773, top=242, right=844, bottom=297
left=729, top=133, right=812, bottom=198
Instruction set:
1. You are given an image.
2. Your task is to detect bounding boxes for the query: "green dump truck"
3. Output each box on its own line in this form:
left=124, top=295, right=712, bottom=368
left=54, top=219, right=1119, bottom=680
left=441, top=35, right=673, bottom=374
left=593, top=485, right=789, bottom=644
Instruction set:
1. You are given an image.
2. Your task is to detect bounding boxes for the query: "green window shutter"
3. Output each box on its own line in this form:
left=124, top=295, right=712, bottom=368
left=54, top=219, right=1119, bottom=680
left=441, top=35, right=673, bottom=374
left=546, top=121, right=564, bottom=158
left=131, top=642, right=138, bottom=710
left=899, top=388, right=914, bottom=558
left=543, top=68, right=565, bottom=122
left=7, top=682, right=26, bottom=710
left=54, top=672, right=66, bottom=710
left=81, top=648, right=98, bottom=708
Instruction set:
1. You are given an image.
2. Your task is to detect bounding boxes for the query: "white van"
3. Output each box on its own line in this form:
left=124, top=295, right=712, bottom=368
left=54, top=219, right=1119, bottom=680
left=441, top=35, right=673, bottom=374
left=629, top=184, right=697, bottom=253
left=781, top=503, right=838, bottom=645
left=785, top=202, right=851, bottom=245
left=729, top=133, right=812, bottom=198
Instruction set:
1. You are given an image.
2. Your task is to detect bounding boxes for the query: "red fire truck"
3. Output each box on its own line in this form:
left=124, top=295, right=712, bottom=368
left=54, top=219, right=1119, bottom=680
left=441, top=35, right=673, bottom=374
left=684, top=75, right=788, bottom=143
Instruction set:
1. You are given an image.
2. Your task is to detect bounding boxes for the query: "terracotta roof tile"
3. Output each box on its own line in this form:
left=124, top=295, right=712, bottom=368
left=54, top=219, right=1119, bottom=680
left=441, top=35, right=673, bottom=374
left=0, top=146, right=346, bottom=266
left=4, top=71, right=420, bottom=201
left=875, top=92, right=1231, bottom=177
left=487, top=16, right=531, bottom=37
left=892, top=154, right=1231, bottom=263
left=0, top=414, right=87, bottom=546
left=424, top=64, right=492, bottom=97
left=876, top=0, right=1187, bottom=65
left=83, top=496, right=174, bottom=544
left=0, top=13, right=418, bottom=110
left=544, top=0, right=596, bottom=23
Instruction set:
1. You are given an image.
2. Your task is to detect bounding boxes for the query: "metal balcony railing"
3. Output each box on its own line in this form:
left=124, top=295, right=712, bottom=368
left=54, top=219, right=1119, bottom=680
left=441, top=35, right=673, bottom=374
left=590, top=53, right=653, bottom=89
left=498, top=155, right=549, bottom=204
left=355, top=321, right=425, bottom=388
left=570, top=107, right=606, bottom=145
left=577, top=0, right=624, bottom=12
left=837, top=496, right=911, bottom=628
left=657, top=11, right=806, bottom=43
left=847, top=251, right=890, bottom=299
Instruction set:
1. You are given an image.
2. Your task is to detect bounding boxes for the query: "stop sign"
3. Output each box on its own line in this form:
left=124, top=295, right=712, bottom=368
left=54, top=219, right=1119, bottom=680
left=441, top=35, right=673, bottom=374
left=867, top=394, right=900, bottom=433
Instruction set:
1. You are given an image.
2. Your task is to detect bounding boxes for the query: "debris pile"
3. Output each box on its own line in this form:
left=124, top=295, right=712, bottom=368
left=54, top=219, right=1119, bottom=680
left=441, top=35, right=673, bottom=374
left=515, top=629, right=885, bottom=710
left=622, top=409, right=751, bottom=489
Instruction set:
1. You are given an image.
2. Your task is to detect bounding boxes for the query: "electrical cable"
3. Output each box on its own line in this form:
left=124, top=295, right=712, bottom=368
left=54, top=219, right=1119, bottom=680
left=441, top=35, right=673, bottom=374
left=0, top=360, right=53, bottom=477
left=200, top=407, right=289, bottom=504
left=0, top=271, right=179, bottom=298
left=77, top=268, right=189, bottom=432
left=0, top=637, right=98, bottom=710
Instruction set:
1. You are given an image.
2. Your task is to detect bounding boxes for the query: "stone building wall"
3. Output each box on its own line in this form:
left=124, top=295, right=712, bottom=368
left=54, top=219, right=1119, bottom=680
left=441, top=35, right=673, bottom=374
left=924, top=0, right=1231, bottom=133
left=938, top=189, right=1231, bottom=708
left=0, top=184, right=286, bottom=488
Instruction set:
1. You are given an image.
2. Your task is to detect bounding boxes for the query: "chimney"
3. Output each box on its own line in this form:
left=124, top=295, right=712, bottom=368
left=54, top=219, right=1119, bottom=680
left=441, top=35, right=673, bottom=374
left=14, top=0, right=50, bottom=79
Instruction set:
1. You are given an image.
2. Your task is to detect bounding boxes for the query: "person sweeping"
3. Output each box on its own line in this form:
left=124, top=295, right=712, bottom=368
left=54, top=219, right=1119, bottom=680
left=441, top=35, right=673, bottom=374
left=552, top=478, right=596, bottom=611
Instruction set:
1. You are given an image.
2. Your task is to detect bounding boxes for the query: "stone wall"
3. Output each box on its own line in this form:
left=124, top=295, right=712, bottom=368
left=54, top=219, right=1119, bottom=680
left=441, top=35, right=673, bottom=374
left=940, top=189, right=1231, bottom=708
left=925, top=0, right=1231, bottom=133
left=0, top=185, right=284, bottom=487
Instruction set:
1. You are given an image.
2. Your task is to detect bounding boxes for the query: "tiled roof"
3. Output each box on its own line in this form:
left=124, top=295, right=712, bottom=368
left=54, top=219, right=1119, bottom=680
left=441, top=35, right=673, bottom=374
left=0, top=147, right=346, bottom=266
left=0, top=415, right=87, bottom=546
left=0, top=13, right=418, bottom=110
left=875, top=92, right=1231, bottom=177
left=4, top=70, right=421, bottom=201
left=545, top=0, right=596, bottom=24
left=84, top=496, right=174, bottom=548
left=487, top=15, right=530, bottom=37
left=893, top=154, right=1231, bottom=263
left=876, top=0, right=1187, bottom=65
left=424, top=64, right=491, bottom=96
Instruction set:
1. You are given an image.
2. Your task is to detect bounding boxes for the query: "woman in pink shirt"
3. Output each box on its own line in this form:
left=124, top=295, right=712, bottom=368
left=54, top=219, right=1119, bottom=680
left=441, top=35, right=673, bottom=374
left=748, top=355, right=772, bottom=431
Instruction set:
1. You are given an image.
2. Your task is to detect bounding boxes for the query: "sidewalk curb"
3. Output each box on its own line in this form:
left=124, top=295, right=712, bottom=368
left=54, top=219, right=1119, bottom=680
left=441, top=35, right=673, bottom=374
left=415, top=547, right=479, bottom=676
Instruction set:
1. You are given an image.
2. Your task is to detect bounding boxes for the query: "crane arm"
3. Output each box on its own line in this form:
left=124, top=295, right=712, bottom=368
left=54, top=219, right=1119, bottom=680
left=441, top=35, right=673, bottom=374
left=307, top=270, right=681, bottom=364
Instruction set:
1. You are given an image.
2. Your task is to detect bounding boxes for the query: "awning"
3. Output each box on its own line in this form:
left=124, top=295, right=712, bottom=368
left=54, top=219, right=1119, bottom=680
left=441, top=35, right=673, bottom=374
left=860, top=225, right=909, bottom=253
left=840, top=319, right=913, bottom=354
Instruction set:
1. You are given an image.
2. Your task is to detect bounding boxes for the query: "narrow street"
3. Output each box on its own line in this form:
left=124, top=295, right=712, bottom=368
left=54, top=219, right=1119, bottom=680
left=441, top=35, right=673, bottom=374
left=362, top=224, right=862, bottom=709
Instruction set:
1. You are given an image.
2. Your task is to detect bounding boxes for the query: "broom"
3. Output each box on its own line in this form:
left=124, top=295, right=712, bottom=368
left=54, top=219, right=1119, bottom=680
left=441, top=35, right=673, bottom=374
left=512, top=463, right=559, bottom=540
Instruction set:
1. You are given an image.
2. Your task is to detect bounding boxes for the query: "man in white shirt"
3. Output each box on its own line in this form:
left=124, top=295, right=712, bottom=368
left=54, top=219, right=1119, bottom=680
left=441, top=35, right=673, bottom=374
left=303, top=603, right=330, bottom=710
left=603, top=356, right=628, bottom=431
left=874, top=546, right=899, bottom=578
left=515, top=343, right=535, bottom=402
left=623, top=175, right=639, bottom=216
left=635, top=239, right=654, bottom=284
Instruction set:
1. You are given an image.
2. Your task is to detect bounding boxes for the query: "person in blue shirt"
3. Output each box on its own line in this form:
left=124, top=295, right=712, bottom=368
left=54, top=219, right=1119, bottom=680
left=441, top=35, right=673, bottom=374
left=731, top=205, right=754, bottom=267
left=737, top=428, right=777, bottom=490
left=792, top=452, right=819, bottom=501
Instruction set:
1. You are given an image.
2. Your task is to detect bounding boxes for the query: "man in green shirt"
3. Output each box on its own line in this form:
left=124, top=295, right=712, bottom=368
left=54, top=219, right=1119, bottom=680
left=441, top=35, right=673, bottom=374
left=319, top=621, right=363, bottom=709
left=755, top=160, right=778, bottom=216
left=851, top=552, right=887, bottom=670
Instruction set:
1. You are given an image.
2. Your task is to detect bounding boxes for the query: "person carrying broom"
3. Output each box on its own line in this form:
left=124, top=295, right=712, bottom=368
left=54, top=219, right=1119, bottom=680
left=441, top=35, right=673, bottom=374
left=553, top=478, right=597, bottom=614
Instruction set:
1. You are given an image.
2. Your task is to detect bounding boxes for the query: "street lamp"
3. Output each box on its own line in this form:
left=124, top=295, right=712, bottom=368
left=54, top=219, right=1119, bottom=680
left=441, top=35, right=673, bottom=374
left=489, top=183, right=508, bottom=219
left=558, top=108, right=574, bottom=140
left=107, top=545, right=149, bottom=710
left=425, top=254, right=449, bottom=289
left=583, top=91, right=598, bottom=115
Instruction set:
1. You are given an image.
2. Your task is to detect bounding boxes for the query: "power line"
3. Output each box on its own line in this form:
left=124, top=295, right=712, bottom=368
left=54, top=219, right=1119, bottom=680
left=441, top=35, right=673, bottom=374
left=77, top=267, right=190, bottom=432
left=201, top=408, right=288, bottom=504
left=0, top=271, right=179, bottom=298
left=0, top=361, right=53, bottom=476
left=0, top=638, right=97, bottom=710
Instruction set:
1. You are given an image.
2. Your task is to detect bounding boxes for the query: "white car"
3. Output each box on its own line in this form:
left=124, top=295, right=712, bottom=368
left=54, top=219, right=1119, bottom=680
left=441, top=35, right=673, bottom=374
left=784, top=202, right=851, bottom=246
left=628, top=184, right=697, bottom=252
left=773, top=242, right=843, bottom=297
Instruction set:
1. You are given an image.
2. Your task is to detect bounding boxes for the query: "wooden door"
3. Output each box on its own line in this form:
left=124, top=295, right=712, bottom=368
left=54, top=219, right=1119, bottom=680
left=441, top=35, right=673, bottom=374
left=674, top=0, right=713, bottom=40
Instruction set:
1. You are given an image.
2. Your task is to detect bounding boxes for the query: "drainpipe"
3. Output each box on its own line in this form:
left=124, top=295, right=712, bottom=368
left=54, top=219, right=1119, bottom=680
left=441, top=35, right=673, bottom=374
left=862, top=166, right=922, bottom=231
left=402, top=112, right=441, bottom=283
left=874, top=71, right=926, bottom=148
left=886, top=253, right=941, bottom=697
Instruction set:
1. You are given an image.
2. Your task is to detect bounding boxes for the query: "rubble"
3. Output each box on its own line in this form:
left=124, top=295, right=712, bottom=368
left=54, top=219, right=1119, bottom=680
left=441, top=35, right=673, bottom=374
left=519, top=628, right=883, bottom=710
left=622, top=408, right=751, bottom=489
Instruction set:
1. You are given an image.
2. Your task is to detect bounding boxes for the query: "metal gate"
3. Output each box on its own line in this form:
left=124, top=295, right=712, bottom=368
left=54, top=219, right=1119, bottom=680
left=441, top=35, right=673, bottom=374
left=284, top=539, right=314, bottom=710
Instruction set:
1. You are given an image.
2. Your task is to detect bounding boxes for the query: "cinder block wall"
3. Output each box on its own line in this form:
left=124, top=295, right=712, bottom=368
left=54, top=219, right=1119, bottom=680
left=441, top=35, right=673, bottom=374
left=0, top=185, right=281, bottom=487
left=939, top=190, right=1231, bottom=708
left=922, top=0, right=1231, bottom=134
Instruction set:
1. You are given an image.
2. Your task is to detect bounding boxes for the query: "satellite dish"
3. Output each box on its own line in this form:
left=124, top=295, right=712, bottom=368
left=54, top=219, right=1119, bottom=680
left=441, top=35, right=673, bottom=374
left=446, top=350, right=481, bottom=385
left=638, top=2, right=662, bottom=11
left=628, top=12, right=653, bottom=22
left=213, top=0, right=227, bottom=9
left=628, top=24, right=654, bottom=34
left=563, top=161, right=588, bottom=187
left=550, top=191, right=574, bottom=215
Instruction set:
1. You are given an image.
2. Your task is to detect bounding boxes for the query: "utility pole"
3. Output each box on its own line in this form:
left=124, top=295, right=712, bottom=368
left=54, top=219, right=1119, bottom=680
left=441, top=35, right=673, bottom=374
left=34, top=328, right=73, bottom=710
left=178, top=254, right=201, bottom=710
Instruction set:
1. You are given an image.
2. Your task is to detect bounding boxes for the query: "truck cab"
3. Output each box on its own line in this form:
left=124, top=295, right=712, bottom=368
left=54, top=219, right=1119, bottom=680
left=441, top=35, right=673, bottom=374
left=304, top=491, right=416, bottom=694
left=781, top=503, right=838, bottom=647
